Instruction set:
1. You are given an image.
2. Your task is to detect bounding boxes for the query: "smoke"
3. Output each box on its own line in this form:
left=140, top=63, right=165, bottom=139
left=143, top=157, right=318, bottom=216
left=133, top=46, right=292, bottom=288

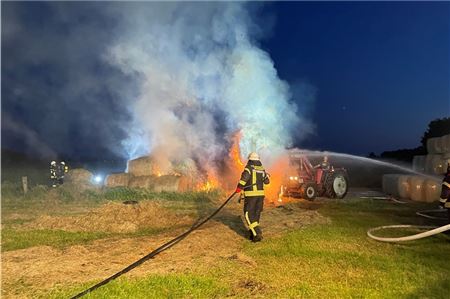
left=2, top=2, right=314, bottom=170
left=106, top=2, right=312, bottom=171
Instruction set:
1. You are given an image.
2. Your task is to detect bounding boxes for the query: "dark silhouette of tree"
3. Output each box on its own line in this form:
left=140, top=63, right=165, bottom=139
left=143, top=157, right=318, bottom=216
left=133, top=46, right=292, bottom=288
left=421, top=117, right=450, bottom=149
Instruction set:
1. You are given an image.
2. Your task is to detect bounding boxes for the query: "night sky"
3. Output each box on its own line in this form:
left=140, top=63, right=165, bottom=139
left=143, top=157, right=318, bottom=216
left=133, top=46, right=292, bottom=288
left=2, top=2, right=449, bottom=162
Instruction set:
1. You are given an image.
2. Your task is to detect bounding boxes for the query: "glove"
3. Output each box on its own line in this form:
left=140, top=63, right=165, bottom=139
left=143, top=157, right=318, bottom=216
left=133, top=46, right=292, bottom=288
left=235, top=187, right=242, bottom=193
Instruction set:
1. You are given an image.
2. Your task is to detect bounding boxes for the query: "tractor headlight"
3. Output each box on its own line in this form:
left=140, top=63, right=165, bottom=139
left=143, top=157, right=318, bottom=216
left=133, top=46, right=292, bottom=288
left=289, top=176, right=294, bottom=180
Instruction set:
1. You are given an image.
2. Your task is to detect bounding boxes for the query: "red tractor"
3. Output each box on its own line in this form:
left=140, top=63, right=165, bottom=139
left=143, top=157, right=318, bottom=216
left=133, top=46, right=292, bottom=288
left=280, top=151, right=349, bottom=200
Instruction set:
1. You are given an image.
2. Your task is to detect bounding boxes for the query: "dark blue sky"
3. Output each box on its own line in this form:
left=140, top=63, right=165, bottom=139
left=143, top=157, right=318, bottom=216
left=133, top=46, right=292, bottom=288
left=259, top=2, right=450, bottom=154
left=2, top=2, right=449, bottom=161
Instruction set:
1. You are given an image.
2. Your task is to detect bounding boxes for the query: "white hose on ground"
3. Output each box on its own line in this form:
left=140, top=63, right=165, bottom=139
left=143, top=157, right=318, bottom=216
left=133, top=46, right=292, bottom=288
left=416, top=209, right=448, bottom=220
left=367, top=224, right=450, bottom=242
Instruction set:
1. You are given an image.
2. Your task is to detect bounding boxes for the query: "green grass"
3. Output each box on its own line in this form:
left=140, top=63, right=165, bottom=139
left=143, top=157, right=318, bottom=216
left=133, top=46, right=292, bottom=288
left=45, top=274, right=229, bottom=299
left=40, top=199, right=450, bottom=299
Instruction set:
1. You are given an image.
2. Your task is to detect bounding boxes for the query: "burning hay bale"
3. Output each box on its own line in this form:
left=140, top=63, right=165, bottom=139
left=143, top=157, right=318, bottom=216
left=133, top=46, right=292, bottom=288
left=127, top=156, right=156, bottom=176
left=105, top=173, right=131, bottom=188
left=128, top=175, right=156, bottom=189
left=23, top=201, right=192, bottom=233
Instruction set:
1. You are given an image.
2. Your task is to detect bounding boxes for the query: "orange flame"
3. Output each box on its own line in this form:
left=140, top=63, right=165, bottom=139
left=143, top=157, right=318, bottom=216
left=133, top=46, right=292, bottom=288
left=230, top=131, right=244, bottom=168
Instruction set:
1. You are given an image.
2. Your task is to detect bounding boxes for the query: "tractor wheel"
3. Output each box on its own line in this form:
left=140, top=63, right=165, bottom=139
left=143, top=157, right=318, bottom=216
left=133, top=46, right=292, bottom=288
left=301, top=183, right=317, bottom=200
left=325, top=170, right=348, bottom=199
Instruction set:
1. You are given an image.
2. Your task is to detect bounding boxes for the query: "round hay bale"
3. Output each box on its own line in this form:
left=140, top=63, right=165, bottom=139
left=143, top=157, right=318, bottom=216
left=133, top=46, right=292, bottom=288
left=153, top=175, right=181, bottom=192
left=426, top=155, right=446, bottom=175
left=397, top=175, right=412, bottom=199
left=128, top=175, right=156, bottom=189
left=127, top=156, right=155, bottom=177
left=410, top=176, right=426, bottom=202
left=65, top=168, right=93, bottom=184
left=441, top=134, right=450, bottom=153
left=424, top=178, right=441, bottom=203
left=382, top=174, right=401, bottom=197
left=105, top=173, right=131, bottom=188
left=412, top=155, right=426, bottom=173
left=427, top=137, right=442, bottom=154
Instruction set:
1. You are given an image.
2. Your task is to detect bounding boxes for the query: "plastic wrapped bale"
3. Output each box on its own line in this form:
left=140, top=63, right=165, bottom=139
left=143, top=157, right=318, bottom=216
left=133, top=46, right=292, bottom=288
left=105, top=173, right=131, bottom=188
left=398, top=175, right=412, bottom=199
left=424, top=178, right=441, bottom=203
left=153, top=175, right=181, bottom=192
left=427, top=137, right=442, bottom=154
left=127, top=156, right=155, bottom=177
left=128, top=175, right=156, bottom=189
left=426, top=155, right=446, bottom=175
left=382, top=174, right=402, bottom=197
left=65, top=168, right=93, bottom=185
left=412, top=155, right=426, bottom=173
left=409, top=176, right=426, bottom=202
left=441, top=134, right=450, bottom=153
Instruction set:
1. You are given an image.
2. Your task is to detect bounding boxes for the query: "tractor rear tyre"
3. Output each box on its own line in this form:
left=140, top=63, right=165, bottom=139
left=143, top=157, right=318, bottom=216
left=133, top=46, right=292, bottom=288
left=301, top=183, right=317, bottom=200
left=325, top=170, right=348, bottom=199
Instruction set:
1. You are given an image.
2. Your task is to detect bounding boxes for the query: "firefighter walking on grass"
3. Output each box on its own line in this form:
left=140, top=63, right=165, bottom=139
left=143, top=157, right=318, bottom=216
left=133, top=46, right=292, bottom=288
left=236, top=152, right=270, bottom=242
left=439, top=163, right=450, bottom=224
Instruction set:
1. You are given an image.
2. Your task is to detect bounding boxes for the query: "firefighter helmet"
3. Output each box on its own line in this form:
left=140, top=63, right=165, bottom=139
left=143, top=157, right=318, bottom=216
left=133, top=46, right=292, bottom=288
left=51, top=161, right=56, bottom=166
left=248, top=152, right=260, bottom=161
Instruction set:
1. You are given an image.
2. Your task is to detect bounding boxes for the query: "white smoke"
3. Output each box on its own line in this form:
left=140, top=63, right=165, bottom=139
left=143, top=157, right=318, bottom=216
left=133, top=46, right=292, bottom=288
left=106, top=2, right=311, bottom=172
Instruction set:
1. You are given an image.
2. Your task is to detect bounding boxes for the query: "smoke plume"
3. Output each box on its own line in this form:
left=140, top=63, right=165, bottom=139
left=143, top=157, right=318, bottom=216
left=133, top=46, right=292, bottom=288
left=106, top=2, right=309, bottom=172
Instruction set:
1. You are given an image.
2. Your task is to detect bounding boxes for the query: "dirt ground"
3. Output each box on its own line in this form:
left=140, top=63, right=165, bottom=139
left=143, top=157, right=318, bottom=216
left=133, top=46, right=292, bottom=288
left=2, top=199, right=329, bottom=298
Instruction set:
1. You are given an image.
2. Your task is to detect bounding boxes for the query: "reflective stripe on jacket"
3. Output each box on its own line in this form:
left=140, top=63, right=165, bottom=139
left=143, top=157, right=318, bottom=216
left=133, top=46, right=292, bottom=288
left=237, top=163, right=270, bottom=197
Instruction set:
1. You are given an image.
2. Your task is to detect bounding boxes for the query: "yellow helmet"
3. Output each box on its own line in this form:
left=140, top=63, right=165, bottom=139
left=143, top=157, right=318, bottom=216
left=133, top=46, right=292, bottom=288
left=248, top=152, right=260, bottom=161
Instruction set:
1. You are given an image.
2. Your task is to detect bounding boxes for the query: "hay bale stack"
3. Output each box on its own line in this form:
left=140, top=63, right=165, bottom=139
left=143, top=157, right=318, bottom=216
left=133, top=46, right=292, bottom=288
left=424, top=178, right=441, bottom=203
left=382, top=174, right=402, bottom=197
left=427, top=137, right=442, bottom=154
left=128, top=175, right=156, bottom=189
left=412, top=155, right=426, bottom=173
left=398, top=175, right=412, bottom=199
left=441, top=134, right=450, bottom=153
left=410, top=176, right=426, bottom=202
left=65, top=168, right=93, bottom=184
left=153, top=175, right=181, bottom=192
left=127, top=156, right=155, bottom=176
left=105, top=173, right=131, bottom=187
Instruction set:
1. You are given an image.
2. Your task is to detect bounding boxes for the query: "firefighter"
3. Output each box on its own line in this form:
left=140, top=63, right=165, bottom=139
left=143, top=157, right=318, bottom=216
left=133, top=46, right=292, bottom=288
left=236, top=152, right=270, bottom=242
left=314, top=155, right=330, bottom=170
left=57, top=161, right=69, bottom=185
left=439, top=163, right=450, bottom=224
left=50, top=161, right=58, bottom=187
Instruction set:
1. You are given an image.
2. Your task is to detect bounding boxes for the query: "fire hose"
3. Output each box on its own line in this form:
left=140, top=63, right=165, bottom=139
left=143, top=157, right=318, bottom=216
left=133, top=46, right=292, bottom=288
left=367, top=208, right=450, bottom=242
left=70, top=190, right=239, bottom=298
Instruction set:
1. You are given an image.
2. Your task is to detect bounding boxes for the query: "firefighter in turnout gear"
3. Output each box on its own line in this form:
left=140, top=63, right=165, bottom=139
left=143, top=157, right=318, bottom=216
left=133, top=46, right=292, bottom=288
left=50, top=161, right=58, bottom=187
left=236, top=152, right=270, bottom=242
left=57, top=161, right=69, bottom=185
left=439, top=163, right=450, bottom=224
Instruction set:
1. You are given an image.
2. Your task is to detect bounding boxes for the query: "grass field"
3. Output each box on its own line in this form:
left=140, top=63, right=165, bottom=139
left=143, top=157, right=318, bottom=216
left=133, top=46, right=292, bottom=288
left=2, top=183, right=449, bottom=298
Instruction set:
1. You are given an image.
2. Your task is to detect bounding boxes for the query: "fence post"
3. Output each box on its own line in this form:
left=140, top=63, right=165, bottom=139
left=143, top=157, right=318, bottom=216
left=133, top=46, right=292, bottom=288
left=22, top=176, right=28, bottom=194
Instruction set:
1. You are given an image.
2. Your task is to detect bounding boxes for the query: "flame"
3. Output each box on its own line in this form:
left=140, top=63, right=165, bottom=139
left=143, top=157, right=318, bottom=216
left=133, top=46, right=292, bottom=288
left=230, top=131, right=244, bottom=168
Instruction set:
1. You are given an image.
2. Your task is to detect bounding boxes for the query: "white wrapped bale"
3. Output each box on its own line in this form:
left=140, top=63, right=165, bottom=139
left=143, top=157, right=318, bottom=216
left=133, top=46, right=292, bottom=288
left=441, top=134, right=450, bottom=153
left=410, top=176, right=426, bottom=202
left=398, top=175, right=412, bottom=199
left=412, top=155, right=426, bottom=173
left=105, top=173, right=131, bottom=187
left=427, top=137, right=443, bottom=154
left=424, top=178, right=441, bottom=203
left=382, top=174, right=402, bottom=197
left=425, top=155, right=446, bottom=175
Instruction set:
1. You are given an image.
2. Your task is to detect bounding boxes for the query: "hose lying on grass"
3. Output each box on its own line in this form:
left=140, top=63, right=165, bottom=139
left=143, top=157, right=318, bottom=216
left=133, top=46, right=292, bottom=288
left=415, top=209, right=448, bottom=220
left=367, top=224, right=450, bottom=243
left=70, top=191, right=238, bottom=299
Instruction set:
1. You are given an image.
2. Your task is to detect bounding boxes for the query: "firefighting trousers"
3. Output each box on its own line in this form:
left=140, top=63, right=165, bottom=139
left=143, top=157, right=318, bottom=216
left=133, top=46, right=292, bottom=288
left=243, top=196, right=264, bottom=237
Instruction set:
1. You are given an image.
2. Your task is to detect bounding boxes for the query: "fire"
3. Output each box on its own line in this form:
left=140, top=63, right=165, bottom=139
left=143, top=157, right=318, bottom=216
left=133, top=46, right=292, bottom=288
left=230, top=131, right=244, bottom=168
